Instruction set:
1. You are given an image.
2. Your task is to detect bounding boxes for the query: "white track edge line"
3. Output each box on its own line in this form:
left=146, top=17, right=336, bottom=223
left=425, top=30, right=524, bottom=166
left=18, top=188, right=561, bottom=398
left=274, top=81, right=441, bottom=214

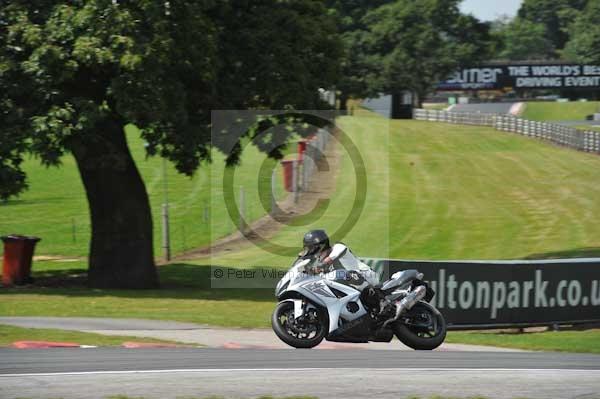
left=2, top=368, right=599, bottom=377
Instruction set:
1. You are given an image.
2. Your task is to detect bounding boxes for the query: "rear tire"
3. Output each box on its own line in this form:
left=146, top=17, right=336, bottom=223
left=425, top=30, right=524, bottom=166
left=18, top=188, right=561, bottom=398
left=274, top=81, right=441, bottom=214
left=393, top=301, right=446, bottom=350
left=271, top=301, right=327, bottom=349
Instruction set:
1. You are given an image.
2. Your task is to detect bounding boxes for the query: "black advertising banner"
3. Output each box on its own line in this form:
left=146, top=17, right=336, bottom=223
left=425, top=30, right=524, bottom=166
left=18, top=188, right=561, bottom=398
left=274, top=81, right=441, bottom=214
left=384, top=259, right=600, bottom=329
left=436, top=64, right=600, bottom=91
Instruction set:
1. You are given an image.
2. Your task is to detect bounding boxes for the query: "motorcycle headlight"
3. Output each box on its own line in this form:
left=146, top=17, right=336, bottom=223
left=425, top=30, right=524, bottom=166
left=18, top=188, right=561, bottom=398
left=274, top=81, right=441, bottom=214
left=275, top=280, right=290, bottom=297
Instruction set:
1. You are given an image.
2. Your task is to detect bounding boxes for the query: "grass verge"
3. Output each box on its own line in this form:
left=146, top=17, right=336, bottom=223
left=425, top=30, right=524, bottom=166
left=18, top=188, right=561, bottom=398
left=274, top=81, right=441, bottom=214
left=574, top=124, right=600, bottom=132
left=447, top=329, right=600, bottom=353
left=0, top=261, right=274, bottom=328
left=0, top=125, right=287, bottom=258
left=0, top=323, right=182, bottom=347
left=522, top=101, right=600, bottom=121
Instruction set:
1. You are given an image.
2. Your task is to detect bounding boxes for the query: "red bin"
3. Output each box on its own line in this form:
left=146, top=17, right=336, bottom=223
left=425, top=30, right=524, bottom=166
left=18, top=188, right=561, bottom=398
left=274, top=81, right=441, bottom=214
left=297, top=140, right=307, bottom=161
left=2, top=235, right=41, bottom=286
left=280, top=159, right=297, bottom=192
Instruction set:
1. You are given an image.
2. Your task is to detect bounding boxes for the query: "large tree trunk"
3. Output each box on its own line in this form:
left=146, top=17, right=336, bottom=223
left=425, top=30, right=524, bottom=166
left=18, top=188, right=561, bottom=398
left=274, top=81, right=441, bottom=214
left=338, top=92, right=349, bottom=111
left=71, top=118, right=158, bottom=289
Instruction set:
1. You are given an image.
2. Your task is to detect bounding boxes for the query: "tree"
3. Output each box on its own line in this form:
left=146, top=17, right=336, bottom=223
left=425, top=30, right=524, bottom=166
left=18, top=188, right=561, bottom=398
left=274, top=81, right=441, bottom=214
left=363, top=0, right=492, bottom=108
left=213, top=0, right=341, bottom=112
left=1, top=1, right=341, bottom=288
left=325, top=0, right=393, bottom=110
left=495, top=17, right=555, bottom=60
left=563, top=0, right=600, bottom=63
left=518, top=0, right=589, bottom=54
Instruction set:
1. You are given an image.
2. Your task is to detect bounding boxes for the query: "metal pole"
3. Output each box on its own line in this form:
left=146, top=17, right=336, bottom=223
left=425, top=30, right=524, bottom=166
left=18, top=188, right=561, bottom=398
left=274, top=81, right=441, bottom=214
left=162, top=157, right=169, bottom=205
left=271, top=168, right=277, bottom=216
left=303, top=152, right=308, bottom=192
left=162, top=203, right=171, bottom=261
left=203, top=201, right=209, bottom=223
left=161, top=157, right=171, bottom=261
left=293, top=160, right=299, bottom=204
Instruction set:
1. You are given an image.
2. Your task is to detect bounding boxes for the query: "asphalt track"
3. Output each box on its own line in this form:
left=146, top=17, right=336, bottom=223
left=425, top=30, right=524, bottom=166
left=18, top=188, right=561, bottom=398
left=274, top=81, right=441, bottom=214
left=450, top=102, right=516, bottom=114
left=2, top=348, right=600, bottom=398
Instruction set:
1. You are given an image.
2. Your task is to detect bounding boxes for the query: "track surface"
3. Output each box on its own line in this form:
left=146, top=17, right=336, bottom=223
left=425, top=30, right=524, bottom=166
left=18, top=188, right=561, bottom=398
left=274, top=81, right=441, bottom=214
left=2, top=348, right=600, bottom=398
left=450, top=102, right=516, bottom=114
left=3, top=348, right=600, bottom=374
left=0, top=316, right=521, bottom=351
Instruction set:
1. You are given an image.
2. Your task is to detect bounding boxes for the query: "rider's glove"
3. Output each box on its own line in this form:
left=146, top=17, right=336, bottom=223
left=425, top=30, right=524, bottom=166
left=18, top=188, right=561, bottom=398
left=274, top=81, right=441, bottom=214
left=312, top=261, right=326, bottom=274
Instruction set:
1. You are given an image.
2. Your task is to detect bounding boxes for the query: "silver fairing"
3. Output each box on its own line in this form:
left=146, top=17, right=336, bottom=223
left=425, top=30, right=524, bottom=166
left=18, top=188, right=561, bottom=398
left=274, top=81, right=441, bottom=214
left=276, top=260, right=424, bottom=335
left=276, top=260, right=366, bottom=334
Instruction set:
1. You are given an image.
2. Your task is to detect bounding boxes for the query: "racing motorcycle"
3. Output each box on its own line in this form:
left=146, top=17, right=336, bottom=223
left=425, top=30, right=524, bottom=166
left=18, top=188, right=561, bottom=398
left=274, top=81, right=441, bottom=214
left=272, top=257, right=446, bottom=349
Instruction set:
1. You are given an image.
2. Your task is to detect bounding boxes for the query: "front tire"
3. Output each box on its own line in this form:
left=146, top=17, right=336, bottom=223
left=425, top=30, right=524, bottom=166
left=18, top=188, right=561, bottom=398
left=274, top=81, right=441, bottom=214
left=271, top=301, right=327, bottom=349
left=393, top=301, right=446, bottom=350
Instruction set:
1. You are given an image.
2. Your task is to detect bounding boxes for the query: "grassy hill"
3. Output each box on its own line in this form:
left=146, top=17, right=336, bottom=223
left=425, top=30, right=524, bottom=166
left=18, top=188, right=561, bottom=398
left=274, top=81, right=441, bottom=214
left=0, top=125, right=287, bottom=258
left=6, top=107, right=599, bottom=265
left=201, top=108, right=600, bottom=266
left=522, top=101, right=600, bottom=121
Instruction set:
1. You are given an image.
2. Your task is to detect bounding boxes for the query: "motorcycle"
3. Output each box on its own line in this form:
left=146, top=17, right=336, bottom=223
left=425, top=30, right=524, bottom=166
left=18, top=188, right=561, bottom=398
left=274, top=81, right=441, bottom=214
left=272, top=257, right=446, bottom=349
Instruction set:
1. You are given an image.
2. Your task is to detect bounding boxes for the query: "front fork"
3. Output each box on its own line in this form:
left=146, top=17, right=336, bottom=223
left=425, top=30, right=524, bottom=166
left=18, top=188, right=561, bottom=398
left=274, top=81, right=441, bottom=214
left=284, top=298, right=309, bottom=319
left=290, top=299, right=319, bottom=324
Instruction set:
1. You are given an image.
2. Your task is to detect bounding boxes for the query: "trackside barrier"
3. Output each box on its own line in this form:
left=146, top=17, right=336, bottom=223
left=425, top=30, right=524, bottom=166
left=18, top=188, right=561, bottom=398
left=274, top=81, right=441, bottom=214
left=211, top=257, right=600, bottom=330
left=413, top=108, right=600, bottom=155
left=360, top=257, right=600, bottom=330
left=300, top=128, right=331, bottom=192
left=277, top=128, right=331, bottom=206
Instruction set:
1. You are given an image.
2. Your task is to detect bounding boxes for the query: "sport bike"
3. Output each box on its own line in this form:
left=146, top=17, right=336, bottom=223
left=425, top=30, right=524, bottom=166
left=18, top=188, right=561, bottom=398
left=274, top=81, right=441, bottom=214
left=272, top=257, right=446, bottom=349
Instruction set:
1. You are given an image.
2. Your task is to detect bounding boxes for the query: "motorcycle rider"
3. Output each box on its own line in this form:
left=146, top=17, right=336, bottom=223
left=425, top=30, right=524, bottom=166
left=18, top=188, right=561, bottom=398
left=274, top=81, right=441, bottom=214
left=300, top=229, right=381, bottom=308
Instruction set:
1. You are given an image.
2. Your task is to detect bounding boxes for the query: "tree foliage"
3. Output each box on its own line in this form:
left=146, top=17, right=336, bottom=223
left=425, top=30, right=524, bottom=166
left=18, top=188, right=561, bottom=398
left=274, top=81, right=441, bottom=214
left=563, top=0, right=600, bottom=63
left=1, top=0, right=342, bottom=197
left=363, top=0, right=492, bottom=105
left=494, top=17, right=555, bottom=60
left=0, top=0, right=342, bottom=287
left=517, top=0, right=589, bottom=55
left=1, top=1, right=217, bottom=185
left=325, top=0, right=393, bottom=109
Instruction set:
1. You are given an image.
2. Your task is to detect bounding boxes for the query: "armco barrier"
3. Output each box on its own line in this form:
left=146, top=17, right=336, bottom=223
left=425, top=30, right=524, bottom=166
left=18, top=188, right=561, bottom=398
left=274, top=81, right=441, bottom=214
left=413, top=108, right=600, bottom=155
left=362, top=257, right=600, bottom=330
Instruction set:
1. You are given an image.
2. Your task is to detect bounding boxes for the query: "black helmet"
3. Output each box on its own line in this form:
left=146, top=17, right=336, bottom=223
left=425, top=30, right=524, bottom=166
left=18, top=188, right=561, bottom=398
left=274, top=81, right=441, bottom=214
left=302, top=229, right=330, bottom=256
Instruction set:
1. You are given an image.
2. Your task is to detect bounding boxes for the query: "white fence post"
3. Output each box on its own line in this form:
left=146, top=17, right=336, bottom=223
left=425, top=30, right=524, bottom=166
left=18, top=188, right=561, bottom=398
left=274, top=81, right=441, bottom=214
left=411, top=108, right=598, bottom=156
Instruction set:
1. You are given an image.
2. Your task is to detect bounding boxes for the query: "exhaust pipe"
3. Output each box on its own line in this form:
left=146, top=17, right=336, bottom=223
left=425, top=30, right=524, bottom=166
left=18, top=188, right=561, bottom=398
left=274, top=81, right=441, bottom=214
left=382, top=285, right=426, bottom=328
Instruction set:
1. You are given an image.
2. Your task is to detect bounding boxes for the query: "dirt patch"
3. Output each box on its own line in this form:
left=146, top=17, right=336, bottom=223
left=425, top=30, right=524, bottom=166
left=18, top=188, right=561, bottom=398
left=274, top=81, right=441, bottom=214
left=174, top=129, right=342, bottom=261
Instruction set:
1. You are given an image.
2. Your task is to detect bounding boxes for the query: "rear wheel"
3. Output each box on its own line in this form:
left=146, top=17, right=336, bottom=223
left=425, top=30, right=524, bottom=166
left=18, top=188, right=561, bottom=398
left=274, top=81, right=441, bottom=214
left=393, top=301, right=446, bottom=350
left=271, top=301, right=327, bottom=349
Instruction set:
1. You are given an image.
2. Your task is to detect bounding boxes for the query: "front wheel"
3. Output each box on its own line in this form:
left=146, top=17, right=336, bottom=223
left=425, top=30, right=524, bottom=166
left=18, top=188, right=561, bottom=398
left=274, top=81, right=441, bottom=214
left=271, top=301, right=327, bottom=348
left=393, top=301, right=446, bottom=350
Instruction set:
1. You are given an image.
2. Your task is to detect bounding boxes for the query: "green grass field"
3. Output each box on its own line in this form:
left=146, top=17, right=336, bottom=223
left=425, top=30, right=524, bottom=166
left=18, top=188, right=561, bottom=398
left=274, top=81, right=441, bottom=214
left=0, top=261, right=274, bottom=328
left=203, top=108, right=600, bottom=266
left=0, top=323, right=182, bottom=347
left=522, top=101, right=600, bottom=121
left=446, top=329, right=600, bottom=353
left=575, top=125, right=600, bottom=132
left=0, top=125, right=287, bottom=258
